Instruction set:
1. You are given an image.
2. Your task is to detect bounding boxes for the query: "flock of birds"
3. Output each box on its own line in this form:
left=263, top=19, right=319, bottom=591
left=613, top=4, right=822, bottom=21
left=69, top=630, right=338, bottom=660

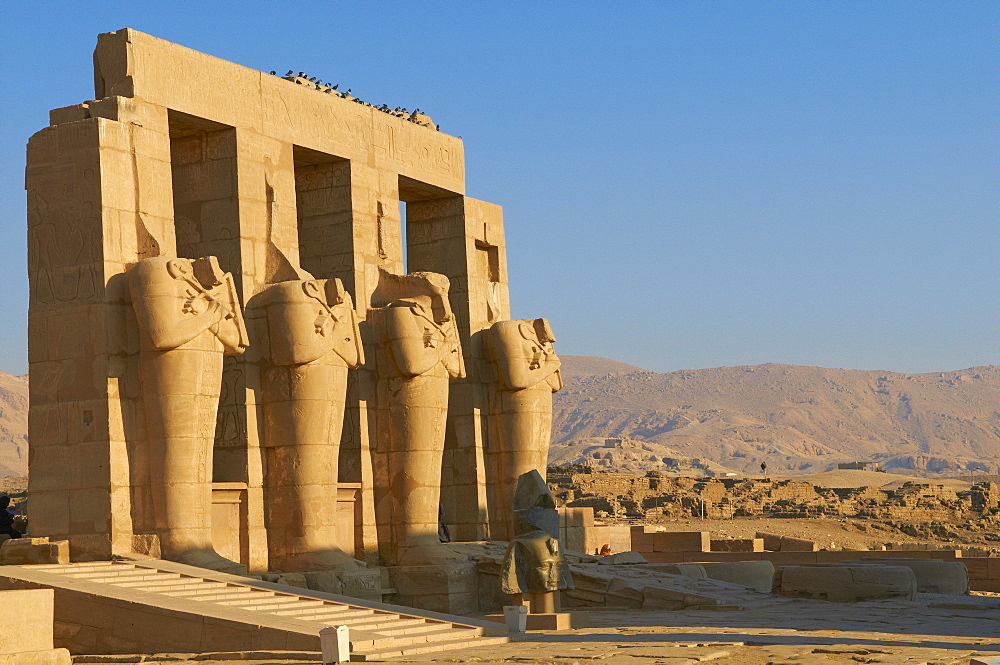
left=270, top=70, right=439, bottom=131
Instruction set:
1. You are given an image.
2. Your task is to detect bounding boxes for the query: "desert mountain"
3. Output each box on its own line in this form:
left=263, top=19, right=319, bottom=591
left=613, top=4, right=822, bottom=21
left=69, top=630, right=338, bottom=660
left=1, top=359, right=997, bottom=480
left=0, top=373, right=28, bottom=477
left=552, top=357, right=1000, bottom=477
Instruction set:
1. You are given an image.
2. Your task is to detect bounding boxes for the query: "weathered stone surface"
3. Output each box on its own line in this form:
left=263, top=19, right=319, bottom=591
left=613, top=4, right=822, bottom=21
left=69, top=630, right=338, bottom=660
left=711, top=538, right=764, bottom=553
left=485, top=318, right=561, bottom=541
left=25, top=31, right=535, bottom=602
left=845, top=558, right=969, bottom=594
left=697, top=561, right=775, bottom=593
left=371, top=270, right=465, bottom=568
left=256, top=277, right=364, bottom=573
left=129, top=256, right=248, bottom=574
left=773, top=565, right=917, bottom=602
left=0, top=537, right=69, bottom=565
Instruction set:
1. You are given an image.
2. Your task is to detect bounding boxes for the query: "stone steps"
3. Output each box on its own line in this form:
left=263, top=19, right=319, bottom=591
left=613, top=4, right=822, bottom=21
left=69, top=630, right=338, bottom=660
left=1, top=560, right=507, bottom=660
left=352, top=635, right=511, bottom=661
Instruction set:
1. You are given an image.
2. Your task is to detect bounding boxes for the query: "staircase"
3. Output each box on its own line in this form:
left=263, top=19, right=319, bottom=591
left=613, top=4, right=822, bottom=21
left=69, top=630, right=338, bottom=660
left=0, top=559, right=508, bottom=660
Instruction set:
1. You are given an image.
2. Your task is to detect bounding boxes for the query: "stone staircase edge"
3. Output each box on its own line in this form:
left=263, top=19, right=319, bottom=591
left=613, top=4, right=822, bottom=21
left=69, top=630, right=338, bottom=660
left=125, top=561, right=504, bottom=634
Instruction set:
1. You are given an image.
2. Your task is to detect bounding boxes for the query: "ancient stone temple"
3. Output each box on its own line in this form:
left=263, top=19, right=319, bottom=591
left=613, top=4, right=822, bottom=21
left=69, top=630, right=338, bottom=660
left=25, top=29, right=561, bottom=609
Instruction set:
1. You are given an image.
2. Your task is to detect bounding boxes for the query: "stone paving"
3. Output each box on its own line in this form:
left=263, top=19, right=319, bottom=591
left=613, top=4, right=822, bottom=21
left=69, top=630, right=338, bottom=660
left=85, top=591, right=1000, bottom=664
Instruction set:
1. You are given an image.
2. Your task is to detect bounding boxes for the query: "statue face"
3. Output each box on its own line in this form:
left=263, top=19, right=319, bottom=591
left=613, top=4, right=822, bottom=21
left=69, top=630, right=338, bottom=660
left=525, top=545, right=562, bottom=591
left=517, top=532, right=563, bottom=592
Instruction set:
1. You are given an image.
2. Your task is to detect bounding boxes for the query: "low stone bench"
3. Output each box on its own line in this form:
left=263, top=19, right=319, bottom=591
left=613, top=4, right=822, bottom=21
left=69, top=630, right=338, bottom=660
left=773, top=564, right=917, bottom=602
left=843, top=559, right=969, bottom=595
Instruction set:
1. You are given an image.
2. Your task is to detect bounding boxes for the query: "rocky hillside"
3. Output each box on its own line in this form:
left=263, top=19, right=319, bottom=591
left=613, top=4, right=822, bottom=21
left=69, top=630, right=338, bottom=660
left=0, top=374, right=28, bottom=477
left=552, top=357, right=1000, bottom=477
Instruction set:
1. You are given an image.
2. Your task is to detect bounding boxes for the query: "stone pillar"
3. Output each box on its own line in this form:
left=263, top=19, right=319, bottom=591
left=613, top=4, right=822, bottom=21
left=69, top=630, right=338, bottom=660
left=370, top=271, right=465, bottom=566
left=27, top=97, right=175, bottom=560
left=406, top=196, right=509, bottom=541
left=257, top=278, right=364, bottom=572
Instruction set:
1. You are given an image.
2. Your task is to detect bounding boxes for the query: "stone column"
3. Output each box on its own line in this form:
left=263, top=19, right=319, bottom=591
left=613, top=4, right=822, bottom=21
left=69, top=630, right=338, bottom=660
left=485, top=319, right=562, bottom=542
left=27, top=97, right=175, bottom=560
left=370, top=271, right=464, bottom=566
left=257, top=278, right=364, bottom=572
left=129, top=256, right=248, bottom=572
left=406, top=197, right=509, bottom=541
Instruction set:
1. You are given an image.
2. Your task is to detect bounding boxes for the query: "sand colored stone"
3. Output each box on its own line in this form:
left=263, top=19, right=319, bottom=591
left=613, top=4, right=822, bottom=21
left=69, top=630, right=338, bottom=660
left=773, top=564, right=917, bottom=602
left=485, top=318, right=561, bottom=541
left=0, top=589, right=71, bottom=665
left=26, top=30, right=553, bottom=583
left=255, top=276, right=363, bottom=572
left=370, top=271, right=464, bottom=567
left=129, top=256, right=247, bottom=572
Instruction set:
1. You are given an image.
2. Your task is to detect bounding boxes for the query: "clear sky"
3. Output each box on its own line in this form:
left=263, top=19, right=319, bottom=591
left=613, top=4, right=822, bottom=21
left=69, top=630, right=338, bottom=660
left=1, top=1, right=996, bottom=375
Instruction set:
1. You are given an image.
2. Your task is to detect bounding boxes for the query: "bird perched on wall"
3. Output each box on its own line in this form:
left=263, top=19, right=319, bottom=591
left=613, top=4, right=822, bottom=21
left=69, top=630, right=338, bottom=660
left=286, top=70, right=294, bottom=76
left=270, top=70, right=276, bottom=75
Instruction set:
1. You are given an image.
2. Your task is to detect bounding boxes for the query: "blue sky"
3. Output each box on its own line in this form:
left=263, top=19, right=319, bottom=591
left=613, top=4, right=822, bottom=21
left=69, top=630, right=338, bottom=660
left=1, top=2, right=996, bottom=375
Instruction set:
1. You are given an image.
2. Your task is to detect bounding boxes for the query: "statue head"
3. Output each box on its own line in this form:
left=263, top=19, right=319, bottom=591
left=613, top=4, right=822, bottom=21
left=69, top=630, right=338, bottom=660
left=373, top=269, right=454, bottom=326
left=519, top=534, right=563, bottom=591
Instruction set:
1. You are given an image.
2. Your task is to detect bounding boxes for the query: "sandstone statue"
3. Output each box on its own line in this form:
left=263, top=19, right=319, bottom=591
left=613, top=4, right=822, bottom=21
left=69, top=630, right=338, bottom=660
left=500, top=470, right=573, bottom=610
left=129, top=256, right=248, bottom=572
left=259, top=277, right=365, bottom=572
left=371, top=270, right=465, bottom=566
left=486, top=318, right=562, bottom=541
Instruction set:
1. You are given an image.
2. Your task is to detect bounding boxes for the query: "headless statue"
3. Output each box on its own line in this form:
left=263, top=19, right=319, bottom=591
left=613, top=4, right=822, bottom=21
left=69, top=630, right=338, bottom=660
left=129, top=256, right=248, bottom=572
left=486, top=318, right=562, bottom=541
left=259, top=277, right=364, bottom=572
left=371, top=271, right=464, bottom=566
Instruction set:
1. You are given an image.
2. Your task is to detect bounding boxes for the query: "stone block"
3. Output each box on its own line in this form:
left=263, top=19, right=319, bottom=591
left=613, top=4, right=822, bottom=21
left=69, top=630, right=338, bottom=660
left=850, top=559, right=969, bottom=594
left=640, top=586, right=686, bottom=610
left=653, top=531, right=710, bottom=553
left=710, top=538, right=763, bottom=553
left=646, top=563, right=708, bottom=579
left=773, top=565, right=917, bottom=602
left=523, top=612, right=571, bottom=630
left=389, top=562, right=478, bottom=614
left=605, top=579, right=644, bottom=608
left=629, top=525, right=656, bottom=552
left=0, top=589, right=55, bottom=653
left=560, top=506, right=594, bottom=528
left=780, top=536, right=818, bottom=552
left=755, top=532, right=782, bottom=551
left=0, top=650, right=70, bottom=665
left=0, top=538, right=70, bottom=565
left=697, top=561, right=775, bottom=593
